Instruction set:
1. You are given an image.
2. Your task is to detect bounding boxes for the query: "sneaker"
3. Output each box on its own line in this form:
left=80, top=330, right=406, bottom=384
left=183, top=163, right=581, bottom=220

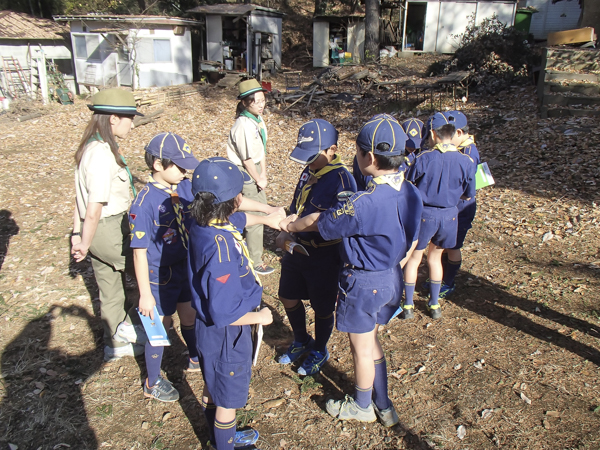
left=187, top=358, right=201, bottom=373
left=402, top=304, right=415, bottom=320
left=234, top=428, right=259, bottom=448
left=373, top=402, right=399, bottom=427
left=427, top=303, right=442, bottom=320
left=278, top=336, right=314, bottom=365
left=326, top=395, right=377, bottom=423
left=113, top=321, right=147, bottom=345
left=254, top=264, right=274, bottom=276
left=144, top=377, right=179, bottom=402
left=297, top=349, right=329, bottom=376
left=438, top=282, right=456, bottom=299
left=103, top=343, right=144, bottom=362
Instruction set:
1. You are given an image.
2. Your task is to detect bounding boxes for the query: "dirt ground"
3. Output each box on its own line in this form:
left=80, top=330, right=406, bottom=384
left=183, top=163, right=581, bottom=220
left=1, top=57, right=599, bottom=450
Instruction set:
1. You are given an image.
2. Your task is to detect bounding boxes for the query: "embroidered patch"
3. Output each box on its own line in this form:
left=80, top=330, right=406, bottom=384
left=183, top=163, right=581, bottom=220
left=332, top=199, right=355, bottom=219
left=216, top=274, right=231, bottom=284
left=162, top=228, right=177, bottom=244
left=129, top=213, right=137, bottom=220
left=130, top=223, right=134, bottom=231
left=409, top=129, right=418, bottom=137
left=135, top=231, right=146, bottom=239
left=234, top=241, right=242, bottom=254
left=158, top=205, right=166, bottom=213
left=300, top=173, right=309, bottom=182
left=182, top=143, right=192, bottom=154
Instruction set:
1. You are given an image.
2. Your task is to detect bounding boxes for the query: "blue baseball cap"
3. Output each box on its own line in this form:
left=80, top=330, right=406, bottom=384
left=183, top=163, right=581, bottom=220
left=356, top=115, right=407, bottom=156
left=402, top=118, right=424, bottom=149
left=290, top=119, right=338, bottom=165
left=427, top=112, right=455, bottom=131
left=370, top=113, right=399, bottom=123
left=191, top=157, right=251, bottom=203
left=145, top=132, right=199, bottom=171
left=444, top=111, right=468, bottom=130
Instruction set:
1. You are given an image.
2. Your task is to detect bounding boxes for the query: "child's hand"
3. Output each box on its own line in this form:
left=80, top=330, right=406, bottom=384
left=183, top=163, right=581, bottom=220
left=138, top=293, right=157, bottom=319
left=268, top=206, right=286, bottom=220
left=279, top=214, right=298, bottom=232
left=257, top=307, right=273, bottom=325
left=264, top=211, right=283, bottom=230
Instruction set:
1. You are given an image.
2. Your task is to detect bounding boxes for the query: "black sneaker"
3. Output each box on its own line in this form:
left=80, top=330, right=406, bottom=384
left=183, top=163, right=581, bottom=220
left=254, top=264, right=274, bottom=275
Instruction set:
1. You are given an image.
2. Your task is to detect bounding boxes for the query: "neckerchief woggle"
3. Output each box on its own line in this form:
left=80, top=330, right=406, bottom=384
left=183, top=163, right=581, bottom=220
left=240, top=110, right=267, bottom=155
left=208, top=219, right=262, bottom=287
left=369, top=171, right=405, bottom=191
left=86, top=132, right=137, bottom=197
left=295, top=154, right=344, bottom=216
left=148, top=175, right=188, bottom=250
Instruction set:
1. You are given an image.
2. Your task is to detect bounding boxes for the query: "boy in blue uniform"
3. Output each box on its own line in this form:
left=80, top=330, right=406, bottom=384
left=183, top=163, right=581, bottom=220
left=403, top=113, right=476, bottom=320
left=187, top=157, right=283, bottom=450
left=277, top=119, right=356, bottom=376
left=441, top=111, right=480, bottom=296
left=282, top=115, right=422, bottom=426
left=401, top=117, right=424, bottom=165
left=123, top=132, right=200, bottom=402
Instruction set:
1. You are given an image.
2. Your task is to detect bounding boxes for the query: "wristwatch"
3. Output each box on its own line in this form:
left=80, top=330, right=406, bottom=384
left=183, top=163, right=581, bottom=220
left=71, top=232, right=81, bottom=237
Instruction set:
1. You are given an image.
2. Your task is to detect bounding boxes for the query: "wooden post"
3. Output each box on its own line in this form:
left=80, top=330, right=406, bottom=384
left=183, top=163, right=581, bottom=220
left=36, top=51, right=48, bottom=104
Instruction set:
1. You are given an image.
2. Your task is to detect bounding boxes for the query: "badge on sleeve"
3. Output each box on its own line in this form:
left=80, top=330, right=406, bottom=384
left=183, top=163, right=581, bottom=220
left=135, top=231, right=146, bottom=239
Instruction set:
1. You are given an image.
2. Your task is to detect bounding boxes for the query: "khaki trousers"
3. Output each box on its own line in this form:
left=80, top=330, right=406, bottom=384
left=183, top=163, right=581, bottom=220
left=240, top=162, right=267, bottom=266
left=88, top=213, right=135, bottom=348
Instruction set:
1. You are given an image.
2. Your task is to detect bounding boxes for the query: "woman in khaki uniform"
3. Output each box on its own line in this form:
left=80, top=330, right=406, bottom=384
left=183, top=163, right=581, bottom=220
left=71, top=89, right=143, bottom=361
left=226, top=79, right=273, bottom=275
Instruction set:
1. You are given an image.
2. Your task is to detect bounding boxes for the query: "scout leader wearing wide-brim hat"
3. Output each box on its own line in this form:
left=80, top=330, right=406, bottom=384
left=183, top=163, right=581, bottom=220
left=88, top=88, right=144, bottom=116
left=237, top=79, right=268, bottom=100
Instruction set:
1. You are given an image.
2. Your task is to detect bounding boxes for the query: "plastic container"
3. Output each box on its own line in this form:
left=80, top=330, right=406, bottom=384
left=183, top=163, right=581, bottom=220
left=515, top=9, right=535, bottom=33
left=225, top=59, right=233, bottom=70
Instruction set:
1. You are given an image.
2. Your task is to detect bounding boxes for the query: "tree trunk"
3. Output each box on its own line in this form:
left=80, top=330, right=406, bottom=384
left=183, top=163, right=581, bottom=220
left=365, top=0, right=380, bottom=62
left=314, top=0, right=327, bottom=16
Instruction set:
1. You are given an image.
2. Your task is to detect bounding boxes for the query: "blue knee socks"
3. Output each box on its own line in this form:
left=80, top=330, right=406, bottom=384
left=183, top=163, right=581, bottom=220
left=145, top=341, right=164, bottom=386
left=373, top=357, right=391, bottom=410
left=214, top=418, right=236, bottom=450
left=284, top=302, right=309, bottom=344
left=429, top=280, right=442, bottom=307
left=313, top=313, right=334, bottom=353
left=180, top=323, right=199, bottom=362
left=404, top=282, right=416, bottom=307
left=355, top=385, right=373, bottom=409
left=201, top=399, right=216, bottom=444
left=443, top=259, right=461, bottom=287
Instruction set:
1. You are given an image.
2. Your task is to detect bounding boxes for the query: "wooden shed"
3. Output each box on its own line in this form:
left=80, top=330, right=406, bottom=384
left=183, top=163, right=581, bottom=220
left=313, top=15, right=365, bottom=67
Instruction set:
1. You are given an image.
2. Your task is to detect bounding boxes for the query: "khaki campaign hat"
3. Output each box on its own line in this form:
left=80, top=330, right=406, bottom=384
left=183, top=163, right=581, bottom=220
left=87, top=88, right=143, bottom=116
left=237, top=79, right=267, bottom=100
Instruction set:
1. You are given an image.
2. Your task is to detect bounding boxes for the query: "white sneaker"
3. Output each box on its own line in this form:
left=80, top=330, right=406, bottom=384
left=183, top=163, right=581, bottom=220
left=104, top=343, right=144, bottom=361
left=113, top=321, right=147, bottom=344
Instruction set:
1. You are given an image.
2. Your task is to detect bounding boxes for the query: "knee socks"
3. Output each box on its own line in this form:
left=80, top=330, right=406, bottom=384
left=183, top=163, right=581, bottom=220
left=355, top=385, right=373, bottom=409
left=180, top=323, right=199, bottom=362
left=313, top=313, right=334, bottom=353
left=443, top=259, right=461, bottom=287
left=145, top=341, right=164, bottom=387
left=214, top=418, right=236, bottom=450
left=285, top=302, right=309, bottom=344
left=404, top=282, right=416, bottom=307
left=372, top=357, right=391, bottom=411
left=429, top=280, right=442, bottom=307
left=201, top=399, right=216, bottom=444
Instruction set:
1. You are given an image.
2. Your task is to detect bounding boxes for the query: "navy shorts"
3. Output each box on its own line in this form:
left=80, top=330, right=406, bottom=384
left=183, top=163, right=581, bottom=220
left=149, top=259, right=192, bottom=316
left=416, top=206, right=458, bottom=251
left=336, top=265, right=403, bottom=334
left=278, top=245, right=341, bottom=317
left=452, top=201, right=476, bottom=250
left=195, top=320, right=253, bottom=409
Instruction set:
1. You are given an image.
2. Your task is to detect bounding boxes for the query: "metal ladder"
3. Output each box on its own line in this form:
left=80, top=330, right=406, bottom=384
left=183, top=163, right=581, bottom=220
left=1, top=56, right=32, bottom=98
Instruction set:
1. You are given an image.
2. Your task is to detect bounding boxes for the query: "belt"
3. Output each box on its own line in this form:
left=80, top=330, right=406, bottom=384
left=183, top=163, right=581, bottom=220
left=297, top=238, right=341, bottom=248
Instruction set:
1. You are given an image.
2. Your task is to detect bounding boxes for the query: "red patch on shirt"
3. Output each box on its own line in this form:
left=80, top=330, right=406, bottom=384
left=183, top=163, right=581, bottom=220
left=216, top=274, right=231, bottom=284
left=129, top=214, right=137, bottom=220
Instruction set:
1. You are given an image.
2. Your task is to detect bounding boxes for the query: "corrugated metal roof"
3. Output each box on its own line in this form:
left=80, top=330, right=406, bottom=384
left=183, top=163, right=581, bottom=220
left=187, top=4, right=284, bottom=16
left=53, top=14, right=204, bottom=26
left=0, top=11, right=69, bottom=40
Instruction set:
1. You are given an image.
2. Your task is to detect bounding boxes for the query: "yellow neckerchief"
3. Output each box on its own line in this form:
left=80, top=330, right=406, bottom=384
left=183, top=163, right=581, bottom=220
left=149, top=175, right=188, bottom=250
left=295, top=154, right=344, bottom=216
left=369, top=171, right=405, bottom=191
left=457, top=135, right=475, bottom=152
left=208, top=219, right=261, bottom=287
left=433, top=142, right=458, bottom=153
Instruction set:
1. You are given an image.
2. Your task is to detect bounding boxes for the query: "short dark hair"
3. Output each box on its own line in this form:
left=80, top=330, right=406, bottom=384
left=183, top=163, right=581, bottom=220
left=434, top=124, right=456, bottom=140
left=190, top=192, right=238, bottom=227
left=145, top=153, right=175, bottom=172
left=358, top=143, right=407, bottom=171
left=458, top=125, right=469, bottom=134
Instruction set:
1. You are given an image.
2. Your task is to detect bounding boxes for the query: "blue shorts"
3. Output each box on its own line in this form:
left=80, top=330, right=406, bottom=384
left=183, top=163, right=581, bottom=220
left=195, top=320, right=253, bottom=409
left=415, top=206, right=458, bottom=251
left=149, top=259, right=192, bottom=316
left=336, top=265, right=403, bottom=334
left=452, top=201, right=476, bottom=250
left=278, top=245, right=341, bottom=317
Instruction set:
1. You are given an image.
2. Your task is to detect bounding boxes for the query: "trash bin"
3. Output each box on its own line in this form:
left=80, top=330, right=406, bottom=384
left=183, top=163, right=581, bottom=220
left=515, top=9, right=535, bottom=33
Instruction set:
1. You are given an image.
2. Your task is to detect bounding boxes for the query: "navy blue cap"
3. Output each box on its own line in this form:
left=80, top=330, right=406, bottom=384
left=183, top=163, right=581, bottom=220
left=145, top=132, right=199, bottom=171
left=427, top=112, right=454, bottom=131
left=444, top=111, right=468, bottom=130
left=191, top=157, right=251, bottom=203
left=290, top=119, right=338, bottom=165
left=370, top=113, right=399, bottom=123
left=356, top=115, right=408, bottom=156
left=402, top=118, right=424, bottom=149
